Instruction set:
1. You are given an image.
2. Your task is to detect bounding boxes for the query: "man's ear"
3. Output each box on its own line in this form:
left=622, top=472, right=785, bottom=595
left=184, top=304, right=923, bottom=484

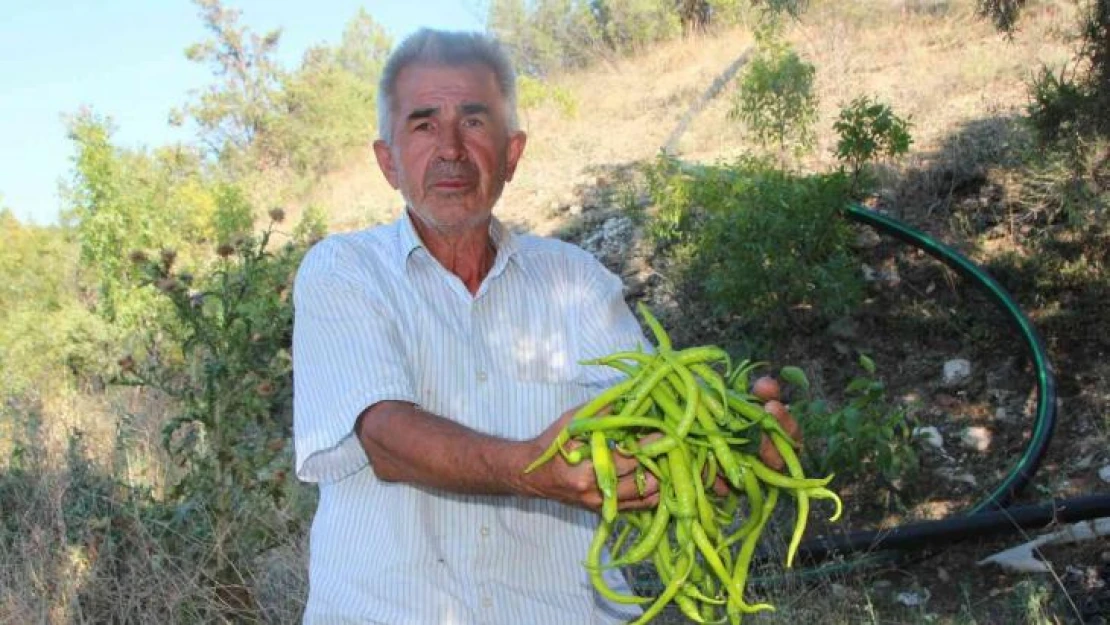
left=373, top=139, right=400, bottom=190
left=503, top=130, right=527, bottom=183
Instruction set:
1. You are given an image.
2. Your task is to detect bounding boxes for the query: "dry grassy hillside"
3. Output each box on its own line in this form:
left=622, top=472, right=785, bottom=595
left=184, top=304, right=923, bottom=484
left=308, top=0, right=1074, bottom=236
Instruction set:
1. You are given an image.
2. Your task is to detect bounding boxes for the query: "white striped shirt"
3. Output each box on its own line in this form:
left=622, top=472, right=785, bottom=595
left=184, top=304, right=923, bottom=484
left=293, top=212, right=647, bottom=624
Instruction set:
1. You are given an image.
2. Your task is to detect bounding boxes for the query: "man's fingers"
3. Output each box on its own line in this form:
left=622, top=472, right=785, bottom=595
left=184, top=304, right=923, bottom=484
left=711, top=474, right=731, bottom=497
left=617, top=493, right=660, bottom=511
left=751, top=376, right=782, bottom=402
left=764, top=399, right=802, bottom=443
left=612, top=432, right=662, bottom=476
left=756, top=399, right=796, bottom=471
left=612, top=452, right=640, bottom=477
left=758, top=434, right=785, bottom=471
left=615, top=470, right=659, bottom=501
left=616, top=468, right=660, bottom=511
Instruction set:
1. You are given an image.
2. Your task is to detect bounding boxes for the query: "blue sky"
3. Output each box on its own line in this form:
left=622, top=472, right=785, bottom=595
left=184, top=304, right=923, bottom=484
left=0, top=0, right=485, bottom=225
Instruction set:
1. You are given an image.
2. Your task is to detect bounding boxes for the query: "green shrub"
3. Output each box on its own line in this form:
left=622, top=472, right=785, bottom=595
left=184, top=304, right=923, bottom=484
left=789, top=354, right=919, bottom=490
left=833, top=96, right=914, bottom=194
left=596, top=0, right=683, bottom=53
left=117, top=212, right=318, bottom=611
left=644, top=155, right=862, bottom=332
left=1019, top=63, right=1106, bottom=228
left=489, top=0, right=684, bottom=75
left=488, top=0, right=602, bottom=75
left=1026, top=64, right=1091, bottom=148
left=729, top=32, right=818, bottom=157
left=518, top=75, right=580, bottom=118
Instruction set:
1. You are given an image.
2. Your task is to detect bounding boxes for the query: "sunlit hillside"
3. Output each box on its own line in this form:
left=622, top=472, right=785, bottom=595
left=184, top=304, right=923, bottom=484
left=310, top=0, right=1073, bottom=235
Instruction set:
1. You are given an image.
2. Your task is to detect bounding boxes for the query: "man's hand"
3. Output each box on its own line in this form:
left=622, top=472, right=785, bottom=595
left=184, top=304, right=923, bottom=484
left=521, top=373, right=804, bottom=509
left=519, top=406, right=660, bottom=513
left=751, top=376, right=802, bottom=471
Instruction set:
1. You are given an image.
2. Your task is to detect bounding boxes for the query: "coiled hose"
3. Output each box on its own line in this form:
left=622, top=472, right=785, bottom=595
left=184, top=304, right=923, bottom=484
left=785, top=204, right=1101, bottom=566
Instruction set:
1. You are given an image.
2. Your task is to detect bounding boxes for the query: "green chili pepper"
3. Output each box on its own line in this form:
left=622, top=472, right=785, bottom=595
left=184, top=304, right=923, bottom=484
left=590, top=430, right=618, bottom=523
left=770, top=432, right=810, bottom=569
left=727, top=487, right=779, bottom=620
left=636, top=302, right=672, bottom=352
left=609, top=495, right=671, bottom=567
left=585, top=518, right=650, bottom=605
left=629, top=540, right=694, bottom=625
left=664, top=447, right=697, bottom=519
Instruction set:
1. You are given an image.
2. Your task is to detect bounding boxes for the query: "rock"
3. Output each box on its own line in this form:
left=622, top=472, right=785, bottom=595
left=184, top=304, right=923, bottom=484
left=934, top=393, right=962, bottom=410
left=936, top=466, right=978, bottom=487
left=1099, top=465, right=1110, bottom=484
left=896, top=590, right=928, bottom=607
left=937, top=567, right=950, bottom=583
left=827, top=317, right=858, bottom=340
left=943, top=359, right=972, bottom=387
left=852, top=227, right=883, bottom=249
left=580, top=215, right=634, bottom=270
left=958, top=197, right=979, bottom=211
left=884, top=264, right=901, bottom=286
left=913, top=426, right=945, bottom=450
left=861, top=263, right=900, bottom=286
left=961, top=426, right=992, bottom=452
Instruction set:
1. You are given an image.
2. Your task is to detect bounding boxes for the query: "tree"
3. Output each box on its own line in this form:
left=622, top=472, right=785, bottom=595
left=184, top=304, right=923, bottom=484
left=728, top=28, right=818, bottom=159
left=63, top=109, right=250, bottom=325
left=277, top=10, right=391, bottom=176
left=0, top=209, right=73, bottom=316
left=180, top=0, right=286, bottom=171
left=675, top=0, right=713, bottom=32
left=0, top=200, right=117, bottom=396
left=978, top=0, right=1110, bottom=141
left=331, top=8, right=393, bottom=83
left=180, top=1, right=390, bottom=179
left=489, top=0, right=603, bottom=75
left=596, top=0, right=682, bottom=53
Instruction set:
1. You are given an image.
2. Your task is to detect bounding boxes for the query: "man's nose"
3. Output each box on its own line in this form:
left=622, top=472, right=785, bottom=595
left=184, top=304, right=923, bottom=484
left=436, top=124, right=465, bottom=161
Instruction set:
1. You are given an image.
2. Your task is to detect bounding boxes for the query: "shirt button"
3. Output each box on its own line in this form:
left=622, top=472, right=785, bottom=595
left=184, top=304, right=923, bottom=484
left=482, top=597, right=493, bottom=608
left=476, top=370, right=488, bottom=382
left=480, top=526, right=490, bottom=537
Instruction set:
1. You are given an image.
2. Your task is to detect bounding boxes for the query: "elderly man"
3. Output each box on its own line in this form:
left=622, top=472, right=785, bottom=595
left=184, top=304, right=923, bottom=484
left=293, top=28, right=793, bottom=624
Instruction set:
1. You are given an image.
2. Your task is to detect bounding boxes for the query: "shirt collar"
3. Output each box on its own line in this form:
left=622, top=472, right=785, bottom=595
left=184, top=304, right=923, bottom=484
left=396, top=209, right=520, bottom=277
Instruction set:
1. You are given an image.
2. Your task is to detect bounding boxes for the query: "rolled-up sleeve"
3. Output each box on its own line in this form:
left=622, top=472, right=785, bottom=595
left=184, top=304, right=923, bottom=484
left=292, top=238, right=416, bottom=484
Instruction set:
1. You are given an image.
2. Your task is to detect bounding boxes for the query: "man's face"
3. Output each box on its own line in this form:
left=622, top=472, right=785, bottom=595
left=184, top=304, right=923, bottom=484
left=373, top=63, right=527, bottom=232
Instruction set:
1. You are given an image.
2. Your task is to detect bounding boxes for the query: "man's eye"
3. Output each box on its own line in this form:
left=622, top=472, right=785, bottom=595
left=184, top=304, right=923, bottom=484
left=463, top=118, right=484, bottom=128
left=413, top=122, right=432, bottom=132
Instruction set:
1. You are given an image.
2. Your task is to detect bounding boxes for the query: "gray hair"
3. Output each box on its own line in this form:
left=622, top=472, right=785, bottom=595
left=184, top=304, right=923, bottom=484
left=377, top=29, right=520, bottom=144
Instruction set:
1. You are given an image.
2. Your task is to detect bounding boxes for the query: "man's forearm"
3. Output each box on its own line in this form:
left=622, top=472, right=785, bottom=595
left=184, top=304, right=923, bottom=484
left=356, top=400, right=534, bottom=495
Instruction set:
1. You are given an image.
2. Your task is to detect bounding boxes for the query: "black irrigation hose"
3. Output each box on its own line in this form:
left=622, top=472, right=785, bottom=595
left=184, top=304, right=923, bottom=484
left=798, top=495, right=1110, bottom=563
left=787, top=204, right=1072, bottom=564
